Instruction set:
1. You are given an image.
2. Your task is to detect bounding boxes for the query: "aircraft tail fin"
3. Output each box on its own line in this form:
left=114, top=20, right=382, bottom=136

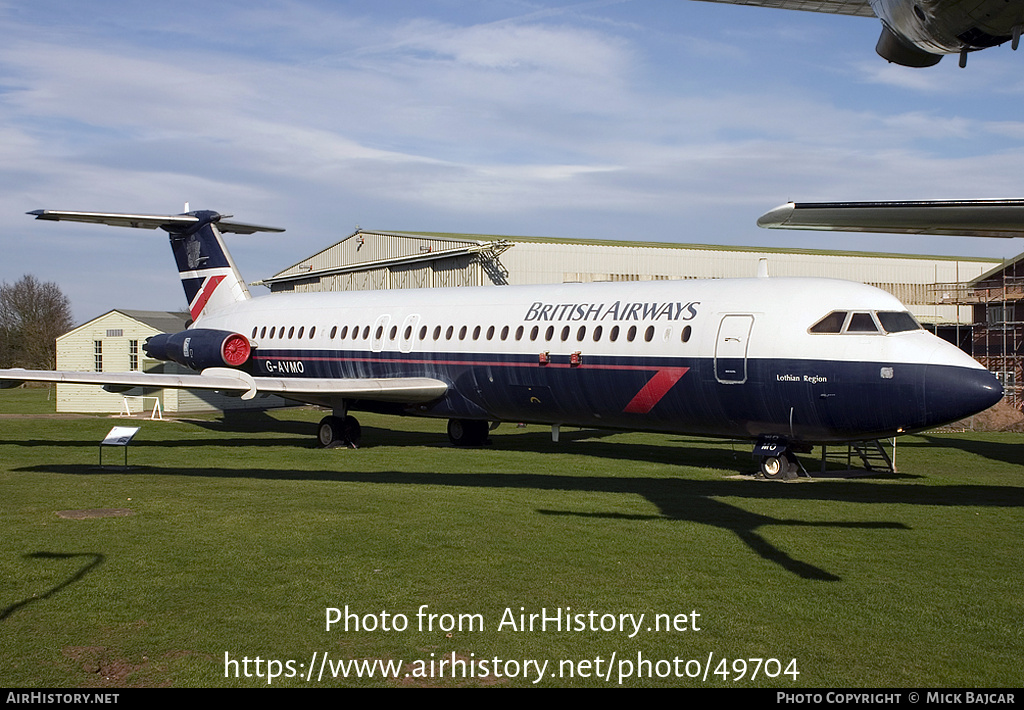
left=28, top=209, right=284, bottom=320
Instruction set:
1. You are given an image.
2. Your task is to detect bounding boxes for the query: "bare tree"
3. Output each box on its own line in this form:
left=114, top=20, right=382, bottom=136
left=0, top=275, right=74, bottom=369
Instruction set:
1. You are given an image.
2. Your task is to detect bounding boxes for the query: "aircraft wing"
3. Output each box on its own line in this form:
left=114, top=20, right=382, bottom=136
left=689, top=0, right=874, bottom=18
left=757, top=199, right=1024, bottom=238
left=0, top=368, right=448, bottom=403
left=27, top=210, right=284, bottom=235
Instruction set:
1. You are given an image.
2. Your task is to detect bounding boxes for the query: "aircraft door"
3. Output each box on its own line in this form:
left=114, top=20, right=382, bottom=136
left=715, top=314, right=754, bottom=384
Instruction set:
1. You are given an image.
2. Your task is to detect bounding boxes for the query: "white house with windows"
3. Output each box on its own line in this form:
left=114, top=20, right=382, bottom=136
left=55, top=309, right=287, bottom=414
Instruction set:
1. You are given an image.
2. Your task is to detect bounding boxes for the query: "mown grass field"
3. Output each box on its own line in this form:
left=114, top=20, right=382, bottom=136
left=1, top=388, right=1021, bottom=687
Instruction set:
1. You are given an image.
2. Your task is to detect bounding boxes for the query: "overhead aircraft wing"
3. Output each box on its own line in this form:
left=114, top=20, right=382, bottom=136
left=757, top=199, right=1024, bottom=238
left=0, top=368, right=448, bottom=403
left=689, top=0, right=874, bottom=18
left=27, top=210, right=284, bottom=235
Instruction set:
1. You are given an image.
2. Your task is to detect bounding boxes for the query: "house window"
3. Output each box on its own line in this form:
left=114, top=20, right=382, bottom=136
left=94, top=341, right=103, bottom=372
left=129, top=340, right=139, bottom=371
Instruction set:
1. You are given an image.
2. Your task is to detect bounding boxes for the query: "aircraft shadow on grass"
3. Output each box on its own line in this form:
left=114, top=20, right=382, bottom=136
left=1, top=552, right=104, bottom=622
left=14, top=442, right=1024, bottom=582
left=907, top=434, right=1023, bottom=468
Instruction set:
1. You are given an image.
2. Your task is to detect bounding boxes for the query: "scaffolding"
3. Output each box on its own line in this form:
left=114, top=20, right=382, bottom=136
left=927, top=268, right=1023, bottom=409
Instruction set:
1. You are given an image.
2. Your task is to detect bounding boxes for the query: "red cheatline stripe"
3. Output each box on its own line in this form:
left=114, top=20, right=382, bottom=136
left=189, top=275, right=225, bottom=320
left=252, top=354, right=681, bottom=372
left=623, top=367, right=689, bottom=414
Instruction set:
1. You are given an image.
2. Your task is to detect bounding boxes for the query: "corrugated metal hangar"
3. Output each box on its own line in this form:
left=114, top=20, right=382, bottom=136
left=259, top=229, right=1002, bottom=326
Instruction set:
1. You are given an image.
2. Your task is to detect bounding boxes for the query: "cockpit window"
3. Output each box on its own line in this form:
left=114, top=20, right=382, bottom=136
left=876, top=311, right=922, bottom=333
left=846, top=312, right=879, bottom=333
left=809, top=311, right=846, bottom=333
left=810, top=309, right=921, bottom=335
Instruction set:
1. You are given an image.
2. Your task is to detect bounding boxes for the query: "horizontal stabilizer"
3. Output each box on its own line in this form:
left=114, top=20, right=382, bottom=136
left=27, top=210, right=284, bottom=234
left=0, top=368, right=447, bottom=404
left=757, top=200, right=1024, bottom=238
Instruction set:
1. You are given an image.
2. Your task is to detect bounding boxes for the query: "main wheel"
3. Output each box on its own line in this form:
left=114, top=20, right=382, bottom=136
left=318, top=416, right=343, bottom=447
left=318, top=415, right=361, bottom=448
left=447, top=418, right=489, bottom=446
left=341, top=415, right=361, bottom=448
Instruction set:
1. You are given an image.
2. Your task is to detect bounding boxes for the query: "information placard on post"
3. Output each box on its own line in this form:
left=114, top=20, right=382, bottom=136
left=99, top=426, right=140, bottom=468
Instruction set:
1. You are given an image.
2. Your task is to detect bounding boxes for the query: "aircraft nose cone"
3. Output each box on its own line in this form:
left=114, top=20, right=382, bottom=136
left=925, top=365, right=1004, bottom=427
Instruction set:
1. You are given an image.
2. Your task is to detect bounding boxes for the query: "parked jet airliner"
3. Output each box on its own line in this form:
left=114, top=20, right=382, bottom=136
left=691, top=0, right=1024, bottom=67
left=0, top=208, right=1004, bottom=478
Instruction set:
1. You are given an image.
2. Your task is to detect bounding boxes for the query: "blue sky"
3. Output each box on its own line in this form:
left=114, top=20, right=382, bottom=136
left=2, top=0, right=1023, bottom=320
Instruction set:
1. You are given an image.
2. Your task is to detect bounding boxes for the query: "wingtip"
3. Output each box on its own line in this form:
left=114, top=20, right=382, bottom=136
left=757, top=202, right=795, bottom=229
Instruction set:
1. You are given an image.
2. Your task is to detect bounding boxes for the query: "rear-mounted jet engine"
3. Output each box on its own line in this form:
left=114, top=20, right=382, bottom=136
left=144, top=329, right=252, bottom=371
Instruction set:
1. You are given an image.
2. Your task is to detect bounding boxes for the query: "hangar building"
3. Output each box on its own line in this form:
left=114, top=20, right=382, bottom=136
left=259, top=229, right=1002, bottom=327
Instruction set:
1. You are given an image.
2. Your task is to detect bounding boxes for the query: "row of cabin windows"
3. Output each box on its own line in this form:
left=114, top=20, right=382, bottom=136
left=251, top=323, right=694, bottom=345
left=255, top=325, right=318, bottom=340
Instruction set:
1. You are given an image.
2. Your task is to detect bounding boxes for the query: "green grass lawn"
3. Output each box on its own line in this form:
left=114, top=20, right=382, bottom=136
left=1, top=389, right=1021, bottom=687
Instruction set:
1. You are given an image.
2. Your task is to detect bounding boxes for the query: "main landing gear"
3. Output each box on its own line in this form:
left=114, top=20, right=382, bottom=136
left=318, top=415, right=361, bottom=448
left=447, top=418, right=490, bottom=447
left=318, top=414, right=490, bottom=449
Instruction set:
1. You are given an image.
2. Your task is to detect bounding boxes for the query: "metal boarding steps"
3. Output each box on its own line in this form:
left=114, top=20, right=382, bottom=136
left=819, top=439, right=896, bottom=474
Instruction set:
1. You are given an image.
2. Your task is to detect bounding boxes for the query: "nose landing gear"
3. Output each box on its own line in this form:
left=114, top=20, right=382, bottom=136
left=758, top=450, right=799, bottom=480
left=753, top=435, right=805, bottom=480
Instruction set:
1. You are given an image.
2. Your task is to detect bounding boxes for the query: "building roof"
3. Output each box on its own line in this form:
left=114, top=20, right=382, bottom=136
left=270, top=228, right=1002, bottom=282
left=61, top=309, right=188, bottom=339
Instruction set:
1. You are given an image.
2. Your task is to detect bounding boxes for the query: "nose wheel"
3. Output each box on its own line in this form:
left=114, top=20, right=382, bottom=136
left=759, top=450, right=799, bottom=480
left=318, top=415, right=361, bottom=448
